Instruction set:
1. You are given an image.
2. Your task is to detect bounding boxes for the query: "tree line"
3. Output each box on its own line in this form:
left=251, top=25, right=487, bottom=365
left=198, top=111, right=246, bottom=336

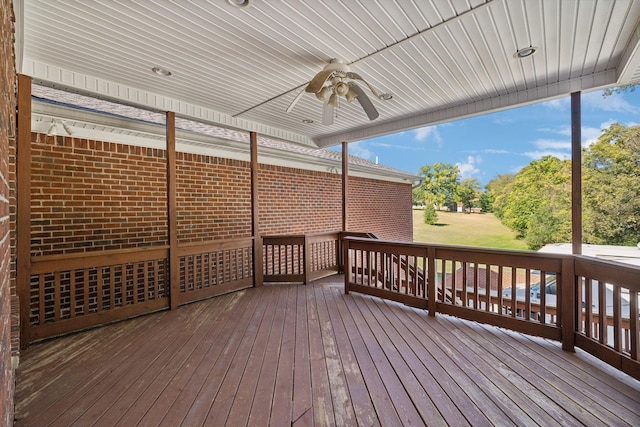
left=414, top=123, right=640, bottom=250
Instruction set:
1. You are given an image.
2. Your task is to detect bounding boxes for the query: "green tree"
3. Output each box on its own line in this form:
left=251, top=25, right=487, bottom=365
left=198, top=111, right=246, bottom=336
left=418, top=162, right=460, bottom=210
left=583, top=123, right=640, bottom=245
left=412, top=185, right=425, bottom=206
left=423, top=199, right=438, bottom=224
left=500, top=156, right=571, bottom=249
left=457, top=178, right=481, bottom=213
left=485, top=173, right=514, bottom=219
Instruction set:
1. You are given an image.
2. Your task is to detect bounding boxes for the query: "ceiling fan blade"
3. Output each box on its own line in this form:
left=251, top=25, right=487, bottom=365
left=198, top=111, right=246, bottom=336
left=286, top=87, right=305, bottom=113
left=346, top=72, right=381, bottom=98
left=349, top=82, right=379, bottom=121
left=306, top=70, right=334, bottom=93
left=322, top=99, right=334, bottom=125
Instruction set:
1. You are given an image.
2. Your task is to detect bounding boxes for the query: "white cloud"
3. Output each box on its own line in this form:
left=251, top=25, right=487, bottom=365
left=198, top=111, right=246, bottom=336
left=541, top=98, right=569, bottom=111
left=369, top=142, right=422, bottom=150
left=413, top=125, right=442, bottom=144
left=583, top=91, right=640, bottom=114
left=537, top=125, right=606, bottom=147
left=523, top=150, right=570, bottom=160
left=532, top=139, right=571, bottom=150
left=348, top=142, right=373, bottom=160
left=456, top=155, right=481, bottom=178
left=582, top=125, right=606, bottom=146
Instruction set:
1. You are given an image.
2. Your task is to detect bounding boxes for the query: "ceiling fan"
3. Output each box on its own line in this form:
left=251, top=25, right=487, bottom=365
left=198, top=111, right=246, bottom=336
left=286, top=59, right=385, bottom=125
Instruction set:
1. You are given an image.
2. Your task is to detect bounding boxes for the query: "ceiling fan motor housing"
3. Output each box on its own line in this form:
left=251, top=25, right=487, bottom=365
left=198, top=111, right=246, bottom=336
left=323, top=58, right=350, bottom=74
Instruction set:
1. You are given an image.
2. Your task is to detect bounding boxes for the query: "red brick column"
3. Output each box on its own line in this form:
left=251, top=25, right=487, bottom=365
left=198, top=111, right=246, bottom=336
left=1, top=0, right=16, bottom=423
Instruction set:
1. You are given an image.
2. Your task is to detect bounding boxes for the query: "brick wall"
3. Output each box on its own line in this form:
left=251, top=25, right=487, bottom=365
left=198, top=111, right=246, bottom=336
left=348, top=176, right=413, bottom=241
left=258, top=164, right=342, bottom=235
left=29, top=135, right=168, bottom=255
left=176, top=153, right=251, bottom=242
left=24, top=135, right=413, bottom=256
left=1, top=0, right=15, bottom=424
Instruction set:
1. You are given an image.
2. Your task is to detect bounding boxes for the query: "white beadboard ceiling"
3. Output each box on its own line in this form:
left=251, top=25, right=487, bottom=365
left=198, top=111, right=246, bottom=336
left=16, top=0, right=640, bottom=148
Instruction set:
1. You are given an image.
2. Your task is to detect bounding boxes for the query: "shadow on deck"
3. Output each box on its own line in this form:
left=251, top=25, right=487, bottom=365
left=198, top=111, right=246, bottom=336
left=15, top=275, right=640, bottom=426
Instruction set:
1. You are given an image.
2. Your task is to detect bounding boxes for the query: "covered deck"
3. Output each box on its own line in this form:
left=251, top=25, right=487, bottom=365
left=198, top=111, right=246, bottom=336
left=15, top=275, right=640, bottom=426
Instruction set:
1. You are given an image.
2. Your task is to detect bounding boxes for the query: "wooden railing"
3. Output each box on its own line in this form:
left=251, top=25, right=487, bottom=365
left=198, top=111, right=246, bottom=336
left=25, top=231, right=640, bottom=381
left=262, top=231, right=341, bottom=284
left=574, top=255, right=640, bottom=379
left=24, top=231, right=341, bottom=344
left=176, top=237, right=255, bottom=305
left=28, top=246, right=170, bottom=342
left=343, top=236, right=640, bottom=380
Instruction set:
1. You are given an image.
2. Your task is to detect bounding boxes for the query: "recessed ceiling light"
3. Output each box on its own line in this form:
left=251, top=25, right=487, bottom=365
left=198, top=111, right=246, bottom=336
left=302, top=119, right=314, bottom=124
left=226, top=0, right=253, bottom=8
left=152, top=67, right=172, bottom=77
left=379, top=93, right=393, bottom=101
left=513, top=46, right=537, bottom=59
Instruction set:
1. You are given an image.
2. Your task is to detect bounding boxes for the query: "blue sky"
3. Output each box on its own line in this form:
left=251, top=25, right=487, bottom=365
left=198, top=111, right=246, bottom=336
left=340, top=89, right=640, bottom=186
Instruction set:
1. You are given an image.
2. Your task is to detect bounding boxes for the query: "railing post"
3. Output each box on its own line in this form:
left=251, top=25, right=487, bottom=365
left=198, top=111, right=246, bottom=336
left=561, top=257, right=576, bottom=352
left=167, top=111, right=179, bottom=310
left=303, top=234, right=310, bottom=285
left=337, top=232, right=344, bottom=274
left=427, top=247, right=436, bottom=316
left=17, top=74, right=32, bottom=349
left=343, top=238, right=350, bottom=294
left=250, top=131, right=263, bottom=287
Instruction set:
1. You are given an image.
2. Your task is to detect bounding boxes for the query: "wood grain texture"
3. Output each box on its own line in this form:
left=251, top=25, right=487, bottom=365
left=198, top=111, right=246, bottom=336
left=15, top=275, right=640, bottom=426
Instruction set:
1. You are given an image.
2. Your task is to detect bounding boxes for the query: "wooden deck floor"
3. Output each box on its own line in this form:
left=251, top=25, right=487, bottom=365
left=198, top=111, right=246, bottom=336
left=15, top=275, right=640, bottom=426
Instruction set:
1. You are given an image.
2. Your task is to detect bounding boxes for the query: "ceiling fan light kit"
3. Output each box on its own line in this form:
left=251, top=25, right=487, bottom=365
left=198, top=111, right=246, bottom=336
left=287, top=58, right=384, bottom=125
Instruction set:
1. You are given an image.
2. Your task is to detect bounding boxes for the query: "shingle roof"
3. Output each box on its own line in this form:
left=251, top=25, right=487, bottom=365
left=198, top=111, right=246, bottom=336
left=33, top=85, right=414, bottom=178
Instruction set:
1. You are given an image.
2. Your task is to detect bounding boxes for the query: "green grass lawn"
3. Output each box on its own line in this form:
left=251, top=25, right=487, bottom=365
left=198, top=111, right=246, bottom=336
left=413, top=209, right=530, bottom=250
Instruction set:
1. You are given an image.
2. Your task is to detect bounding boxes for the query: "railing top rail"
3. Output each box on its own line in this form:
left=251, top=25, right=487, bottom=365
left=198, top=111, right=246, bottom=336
left=574, top=255, right=640, bottom=291
left=30, top=245, right=170, bottom=274
left=177, top=236, right=254, bottom=249
left=31, top=245, right=170, bottom=264
left=343, top=236, right=571, bottom=270
left=262, top=234, right=306, bottom=239
left=262, top=236, right=306, bottom=245
left=176, top=237, right=255, bottom=257
left=305, top=230, right=342, bottom=238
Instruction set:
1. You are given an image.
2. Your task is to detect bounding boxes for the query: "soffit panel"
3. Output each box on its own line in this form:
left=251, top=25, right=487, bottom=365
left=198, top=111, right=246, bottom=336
left=20, top=0, right=640, bottom=147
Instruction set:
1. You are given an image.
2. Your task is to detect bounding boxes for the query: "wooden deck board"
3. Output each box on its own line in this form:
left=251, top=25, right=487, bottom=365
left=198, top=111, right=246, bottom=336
left=15, top=275, right=640, bottom=427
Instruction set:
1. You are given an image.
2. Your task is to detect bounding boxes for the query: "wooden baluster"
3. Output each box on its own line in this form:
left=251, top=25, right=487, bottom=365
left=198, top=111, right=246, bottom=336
left=70, top=270, right=77, bottom=318
left=439, top=259, right=445, bottom=301
left=38, top=275, right=45, bottom=324
left=200, top=253, right=206, bottom=288
left=54, top=272, right=61, bottom=321
left=131, top=263, right=137, bottom=304
left=367, top=250, right=372, bottom=287
left=539, top=271, right=547, bottom=323
left=84, top=268, right=90, bottom=314
left=473, top=263, right=479, bottom=310
left=452, top=260, right=458, bottom=305
left=598, top=280, right=607, bottom=345
left=510, top=268, right=517, bottom=318
left=96, top=268, right=103, bottom=312
left=631, top=290, right=639, bottom=361
left=110, top=266, right=116, bottom=307
left=585, top=278, right=593, bottom=338
left=422, top=256, right=427, bottom=300
left=497, top=266, right=503, bottom=314
left=524, top=269, right=531, bottom=320
left=462, top=262, right=468, bottom=308
left=613, top=285, right=621, bottom=352
left=485, top=264, right=491, bottom=312
left=143, top=261, right=150, bottom=301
